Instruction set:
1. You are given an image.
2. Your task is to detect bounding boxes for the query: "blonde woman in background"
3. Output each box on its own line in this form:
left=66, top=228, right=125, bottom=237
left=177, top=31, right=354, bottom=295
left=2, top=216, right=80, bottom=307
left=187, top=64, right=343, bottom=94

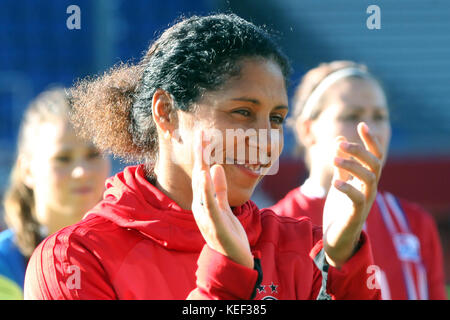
left=272, top=61, right=447, bottom=299
left=0, top=88, right=111, bottom=299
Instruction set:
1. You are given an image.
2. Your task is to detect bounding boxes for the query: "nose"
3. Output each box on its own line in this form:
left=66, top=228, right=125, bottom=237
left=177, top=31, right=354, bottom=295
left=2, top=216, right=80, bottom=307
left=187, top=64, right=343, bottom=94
left=362, top=118, right=382, bottom=140
left=247, top=120, right=280, bottom=165
left=71, top=161, right=91, bottom=179
left=72, top=166, right=85, bottom=179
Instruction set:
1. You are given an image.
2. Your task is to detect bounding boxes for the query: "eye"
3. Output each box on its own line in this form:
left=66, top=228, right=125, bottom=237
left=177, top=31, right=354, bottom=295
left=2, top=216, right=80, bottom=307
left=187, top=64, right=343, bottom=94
left=232, top=109, right=251, bottom=117
left=270, top=114, right=285, bottom=125
left=374, top=113, right=389, bottom=121
left=54, top=155, right=72, bottom=163
left=341, top=113, right=360, bottom=122
left=87, top=150, right=101, bottom=160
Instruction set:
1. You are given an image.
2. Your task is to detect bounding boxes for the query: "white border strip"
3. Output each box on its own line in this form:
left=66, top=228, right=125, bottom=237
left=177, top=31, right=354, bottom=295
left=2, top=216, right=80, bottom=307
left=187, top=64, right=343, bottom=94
left=377, top=193, right=419, bottom=300
left=385, top=192, right=409, bottom=233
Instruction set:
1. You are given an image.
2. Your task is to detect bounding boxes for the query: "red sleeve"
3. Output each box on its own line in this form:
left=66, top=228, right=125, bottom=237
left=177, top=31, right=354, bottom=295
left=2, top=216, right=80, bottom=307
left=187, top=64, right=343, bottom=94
left=187, top=245, right=260, bottom=300
left=24, top=229, right=117, bottom=300
left=310, top=231, right=382, bottom=300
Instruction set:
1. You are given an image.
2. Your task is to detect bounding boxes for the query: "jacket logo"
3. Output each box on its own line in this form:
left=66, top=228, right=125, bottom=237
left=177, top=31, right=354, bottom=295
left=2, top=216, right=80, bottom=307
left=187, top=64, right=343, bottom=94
left=256, top=284, right=266, bottom=294
left=393, top=233, right=420, bottom=262
left=262, top=295, right=277, bottom=300
left=257, top=282, right=279, bottom=299
left=269, top=282, right=278, bottom=294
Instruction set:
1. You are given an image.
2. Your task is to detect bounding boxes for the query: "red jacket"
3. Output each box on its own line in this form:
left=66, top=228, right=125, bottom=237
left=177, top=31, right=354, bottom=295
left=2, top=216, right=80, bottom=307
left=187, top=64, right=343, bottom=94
left=271, top=186, right=447, bottom=300
left=24, top=165, right=380, bottom=300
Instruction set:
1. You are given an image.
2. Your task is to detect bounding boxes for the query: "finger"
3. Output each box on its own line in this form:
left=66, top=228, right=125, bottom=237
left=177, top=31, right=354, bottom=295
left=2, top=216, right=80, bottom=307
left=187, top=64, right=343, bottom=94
left=334, top=157, right=377, bottom=193
left=193, top=129, right=210, bottom=172
left=192, top=131, right=204, bottom=195
left=334, top=136, right=352, bottom=182
left=338, top=140, right=381, bottom=178
left=191, top=170, right=225, bottom=252
left=192, top=130, right=215, bottom=212
left=333, top=179, right=365, bottom=211
left=191, top=169, right=205, bottom=213
left=192, top=129, right=214, bottom=195
left=357, top=122, right=383, bottom=160
left=199, top=169, right=219, bottom=217
left=198, top=168, right=236, bottom=247
left=210, top=164, right=229, bottom=210
left=192, top=170, right=222, bottom=236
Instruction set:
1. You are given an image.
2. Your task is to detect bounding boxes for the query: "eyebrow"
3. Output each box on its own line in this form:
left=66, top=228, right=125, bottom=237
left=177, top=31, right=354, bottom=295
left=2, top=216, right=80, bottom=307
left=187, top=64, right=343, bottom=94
left=230, top=97, right=288, bottom=110
left=53, top=144, right=98, bottom=154
left=344, top=105, right=388, bottom=112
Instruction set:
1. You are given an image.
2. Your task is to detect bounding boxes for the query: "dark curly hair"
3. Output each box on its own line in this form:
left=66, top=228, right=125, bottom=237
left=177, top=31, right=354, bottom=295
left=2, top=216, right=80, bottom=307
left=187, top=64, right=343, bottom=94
left=70, top=13, right=291, bottom=164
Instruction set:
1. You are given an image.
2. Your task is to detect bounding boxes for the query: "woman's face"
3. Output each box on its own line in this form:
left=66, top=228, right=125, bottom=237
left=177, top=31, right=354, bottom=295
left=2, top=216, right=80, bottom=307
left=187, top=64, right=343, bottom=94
left=174, top=58, right=289, bottom=206
left=24, top=119, right=111, bottom=225
left=307, top=77, right=391, bottom=175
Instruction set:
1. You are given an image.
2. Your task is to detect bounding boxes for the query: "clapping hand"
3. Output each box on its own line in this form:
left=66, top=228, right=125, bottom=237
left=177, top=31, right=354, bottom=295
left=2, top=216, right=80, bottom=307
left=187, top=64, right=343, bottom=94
left=323, top=122, right=383, bottom=268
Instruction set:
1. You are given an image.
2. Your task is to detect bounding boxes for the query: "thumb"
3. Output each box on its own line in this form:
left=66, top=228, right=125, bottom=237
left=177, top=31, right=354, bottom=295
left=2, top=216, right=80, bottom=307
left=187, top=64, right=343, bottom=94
left=210, top=164, right=229, bottom=210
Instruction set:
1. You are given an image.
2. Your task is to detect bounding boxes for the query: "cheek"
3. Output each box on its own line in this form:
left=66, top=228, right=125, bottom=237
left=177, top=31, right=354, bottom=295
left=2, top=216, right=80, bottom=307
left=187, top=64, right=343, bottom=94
left=37, top=163, right=70, bottom=189
left=314, top=125, right=340, bottom=150
left=92, top=159, right=111, bottom=182
left=31, top=164, right=71, bottom=207
left=379, top=124, right=392, bottom=156
left=330, top=122, right=358, bottom=141
left=274, top=130, right=283, bottom=158
left=312, top=122, right=350, bottom=164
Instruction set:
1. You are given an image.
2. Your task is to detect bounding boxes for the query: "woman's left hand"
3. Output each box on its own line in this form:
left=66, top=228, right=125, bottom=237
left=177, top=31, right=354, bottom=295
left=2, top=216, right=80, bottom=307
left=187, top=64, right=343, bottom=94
left=322, top=122, right=383, bottom=268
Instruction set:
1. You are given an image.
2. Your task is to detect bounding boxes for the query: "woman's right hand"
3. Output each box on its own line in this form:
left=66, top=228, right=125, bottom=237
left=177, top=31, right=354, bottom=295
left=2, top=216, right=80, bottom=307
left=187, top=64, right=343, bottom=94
left=191, top=130, right=254, bottom=269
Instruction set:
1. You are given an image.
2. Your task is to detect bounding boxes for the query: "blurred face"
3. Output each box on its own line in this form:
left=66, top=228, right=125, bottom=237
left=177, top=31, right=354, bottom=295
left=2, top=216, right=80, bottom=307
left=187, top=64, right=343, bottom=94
left=307, top=77, right=391, bottom=178
left=173, top=58, right=289, bottom=206
left=24, top=119, right=111, bottom=227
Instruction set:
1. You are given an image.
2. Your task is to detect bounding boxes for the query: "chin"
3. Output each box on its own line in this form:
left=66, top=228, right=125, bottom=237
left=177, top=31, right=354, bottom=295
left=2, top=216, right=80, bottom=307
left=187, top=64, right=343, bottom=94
left=223, top=165, right=261, bottom=207
left=65, top=202, right=96, bottom=217
left=227, top=186, right=255, bottom=208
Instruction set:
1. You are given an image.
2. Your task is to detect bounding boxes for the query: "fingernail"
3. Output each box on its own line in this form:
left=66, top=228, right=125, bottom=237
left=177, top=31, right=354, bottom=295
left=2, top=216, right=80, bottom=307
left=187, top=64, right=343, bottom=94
left=340, top=142, right=349, bottom=150
left=363, top=123, right=370, bottom=134
left=335, top=180, right=345, bottom=188
left=203, top=134, right=211, bottom=143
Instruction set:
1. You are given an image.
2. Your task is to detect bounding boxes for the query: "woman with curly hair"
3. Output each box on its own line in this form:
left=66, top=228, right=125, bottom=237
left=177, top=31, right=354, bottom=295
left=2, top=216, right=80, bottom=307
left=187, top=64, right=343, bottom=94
left=25, top=14, right=383, bottom=300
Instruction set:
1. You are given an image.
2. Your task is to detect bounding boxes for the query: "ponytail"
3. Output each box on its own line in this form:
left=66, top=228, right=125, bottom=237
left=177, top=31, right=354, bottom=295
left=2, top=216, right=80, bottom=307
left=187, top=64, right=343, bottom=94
left=3, top=164, right=41, bottom=258
left=69, top=63, right=155, bottom=163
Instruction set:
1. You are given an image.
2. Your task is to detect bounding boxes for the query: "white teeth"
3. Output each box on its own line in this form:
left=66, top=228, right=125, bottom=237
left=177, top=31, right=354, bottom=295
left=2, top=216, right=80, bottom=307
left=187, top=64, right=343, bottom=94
left=225, top=158, right=263, bottom=173
left=243, top=163, right=261, bottom=172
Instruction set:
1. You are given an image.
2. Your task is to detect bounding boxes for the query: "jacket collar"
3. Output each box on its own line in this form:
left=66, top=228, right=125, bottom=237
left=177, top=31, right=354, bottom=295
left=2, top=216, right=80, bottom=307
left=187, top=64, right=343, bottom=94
left=87, top=165, right=262, bottom=252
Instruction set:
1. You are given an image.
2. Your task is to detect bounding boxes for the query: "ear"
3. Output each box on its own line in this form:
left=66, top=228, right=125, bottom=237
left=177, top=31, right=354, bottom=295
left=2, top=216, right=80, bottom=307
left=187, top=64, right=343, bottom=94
left=151, top=89, right=177, bottom=140
left=17, top=154, right=35, bottom=190
left=295, top=118, right=316, bottom=148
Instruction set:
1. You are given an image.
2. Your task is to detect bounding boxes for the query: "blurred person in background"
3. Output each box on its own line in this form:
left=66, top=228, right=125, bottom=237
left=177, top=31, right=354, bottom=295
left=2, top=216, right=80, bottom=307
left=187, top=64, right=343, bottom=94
left=0, top=87, right=111, bottom=299
left=272, top=61, right=447, bottom=300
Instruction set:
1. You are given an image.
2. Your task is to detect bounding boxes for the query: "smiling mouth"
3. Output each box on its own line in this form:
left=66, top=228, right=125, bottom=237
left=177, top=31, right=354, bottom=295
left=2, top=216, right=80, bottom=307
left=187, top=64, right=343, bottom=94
left=223, top=158, right=271, bottom=176
left=72, top=187, right=93, bottom=194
